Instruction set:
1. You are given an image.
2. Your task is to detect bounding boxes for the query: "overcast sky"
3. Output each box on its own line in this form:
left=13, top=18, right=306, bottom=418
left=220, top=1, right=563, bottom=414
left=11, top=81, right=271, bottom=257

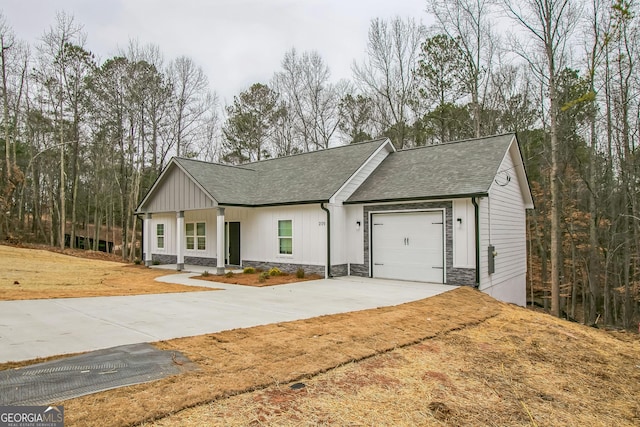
left=2, top=0, right=432, bottom=103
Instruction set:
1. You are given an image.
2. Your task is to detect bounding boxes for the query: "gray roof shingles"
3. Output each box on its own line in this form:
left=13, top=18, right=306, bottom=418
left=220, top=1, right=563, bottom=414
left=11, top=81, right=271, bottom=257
left=174, top=138, right=389, bottom=206
left=346, top=134, right=515, bottom=203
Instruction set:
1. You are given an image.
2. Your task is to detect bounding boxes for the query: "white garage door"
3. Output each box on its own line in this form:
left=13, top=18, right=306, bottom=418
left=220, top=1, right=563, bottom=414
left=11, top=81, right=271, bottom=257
left=371, top=211, right=444, bottom=283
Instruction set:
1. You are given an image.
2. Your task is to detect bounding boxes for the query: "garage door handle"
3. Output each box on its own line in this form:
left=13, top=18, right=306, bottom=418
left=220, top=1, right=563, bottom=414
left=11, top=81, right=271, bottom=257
left=374, top=263, right=384, bottom=266
left=432, top=266, right=444, bottom=269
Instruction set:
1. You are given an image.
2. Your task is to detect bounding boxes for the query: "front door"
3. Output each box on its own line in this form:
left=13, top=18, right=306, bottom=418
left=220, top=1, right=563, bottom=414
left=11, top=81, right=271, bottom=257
left=227, top=222, right=241, bottom=266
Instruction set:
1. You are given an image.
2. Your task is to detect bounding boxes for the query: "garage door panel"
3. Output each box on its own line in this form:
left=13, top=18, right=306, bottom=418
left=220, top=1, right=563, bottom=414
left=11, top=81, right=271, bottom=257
left=371, top=211, right=444, bottom=283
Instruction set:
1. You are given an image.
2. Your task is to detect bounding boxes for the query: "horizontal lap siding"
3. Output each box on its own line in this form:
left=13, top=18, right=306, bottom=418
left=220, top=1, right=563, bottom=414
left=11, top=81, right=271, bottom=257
left=479, top=143, right=527, bottom=306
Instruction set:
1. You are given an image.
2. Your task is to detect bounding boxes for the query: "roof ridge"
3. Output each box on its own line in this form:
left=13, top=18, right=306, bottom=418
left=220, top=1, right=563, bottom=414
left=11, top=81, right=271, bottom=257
left=396, top=133, right=515, bottom=153
left=175, top=156, right=256, bottom=172
left=241, top=138, right=390, bottom=166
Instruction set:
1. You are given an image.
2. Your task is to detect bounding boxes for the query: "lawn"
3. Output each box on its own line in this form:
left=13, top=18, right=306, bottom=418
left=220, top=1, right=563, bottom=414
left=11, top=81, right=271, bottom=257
left=1, top=245, right=638, bottom=426
left=0, top=245, right=214, bottom=299
left=13, top=288, right=637, bottom=427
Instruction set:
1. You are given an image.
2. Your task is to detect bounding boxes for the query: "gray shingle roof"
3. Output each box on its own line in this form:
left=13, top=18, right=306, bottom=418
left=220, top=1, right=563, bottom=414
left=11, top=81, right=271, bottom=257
left=346, top=134, right=515, bottom=203
left=174, top=138, right=390, bottom=206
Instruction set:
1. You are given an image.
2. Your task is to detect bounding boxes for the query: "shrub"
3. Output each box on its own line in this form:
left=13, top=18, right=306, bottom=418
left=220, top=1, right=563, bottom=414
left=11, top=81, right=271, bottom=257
left=134, top=258, right=142, bottom=265
left=243, top=267, right=256, bottom=274
left=201, top=270, right=210, bottom=277
left=225, top=271, right=234, bottom=278
left=258, top=271, right=270, bottom=283
left=296, top=268, right=305, bottom=279
left=268, top=267, right=282, bottom=276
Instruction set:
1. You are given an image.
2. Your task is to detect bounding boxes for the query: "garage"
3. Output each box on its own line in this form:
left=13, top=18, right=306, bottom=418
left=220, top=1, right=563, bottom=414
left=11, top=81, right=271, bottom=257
left=371, top=211, right=445, bottom=283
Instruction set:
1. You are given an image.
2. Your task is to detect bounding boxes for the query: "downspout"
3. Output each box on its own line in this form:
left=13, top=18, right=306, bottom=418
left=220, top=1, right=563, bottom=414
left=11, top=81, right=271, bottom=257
left=320, top=202, right=332, bottom=278
left=471, top=197, right=480, bottom=288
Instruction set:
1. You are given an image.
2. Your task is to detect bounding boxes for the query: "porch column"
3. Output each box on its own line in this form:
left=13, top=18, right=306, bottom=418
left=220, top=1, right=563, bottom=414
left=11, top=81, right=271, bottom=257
left=144, top=213, right=152, bottom=267
left=216, top=207, right=225, bottom=275
left=176, top=211, right=184, bottom=271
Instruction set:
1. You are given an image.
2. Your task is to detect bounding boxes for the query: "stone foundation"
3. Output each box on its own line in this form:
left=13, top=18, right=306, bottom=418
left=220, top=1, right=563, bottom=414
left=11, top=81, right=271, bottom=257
left=152, top=254, right=177, bottom=265
left=330, top=264, right=348, bottom=277
left=184, top=256, right=217, bottom=267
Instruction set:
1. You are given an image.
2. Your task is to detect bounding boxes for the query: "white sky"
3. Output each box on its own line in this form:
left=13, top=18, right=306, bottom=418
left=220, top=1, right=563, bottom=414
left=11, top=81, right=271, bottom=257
left=2, top=0, right=432, bottom=103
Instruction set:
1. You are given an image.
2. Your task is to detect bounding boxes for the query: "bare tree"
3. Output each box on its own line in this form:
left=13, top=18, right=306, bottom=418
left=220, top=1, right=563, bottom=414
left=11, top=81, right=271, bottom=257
left=504, top=0, right=581, bottom=317
left=167, top=56, right=216, bottom=158
left=273, top=48, right=342, bottom=151
left=37, top=11, right=86, bottom=249
left=428, top=0, right=497, bottom=138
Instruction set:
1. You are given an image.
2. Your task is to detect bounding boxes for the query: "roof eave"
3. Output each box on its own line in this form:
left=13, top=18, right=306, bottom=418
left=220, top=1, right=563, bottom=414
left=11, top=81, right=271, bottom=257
left=344, top=192, right=489, bottom=205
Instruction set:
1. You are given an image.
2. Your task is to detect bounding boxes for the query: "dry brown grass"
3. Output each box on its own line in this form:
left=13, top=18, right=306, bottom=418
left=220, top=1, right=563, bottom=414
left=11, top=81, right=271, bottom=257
left=2, top=246, right=638, bottom=426
left=149, top=300, right=640, bottom=427
left=196, top=271, right=323, bottom=287
left=52, top=287, right=500, bottom=427
left=0, top=245, right=214, bottom=300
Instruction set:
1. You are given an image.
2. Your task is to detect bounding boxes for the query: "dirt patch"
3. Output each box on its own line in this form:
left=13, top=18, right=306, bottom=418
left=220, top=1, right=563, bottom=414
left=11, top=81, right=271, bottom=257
left=0, top=245, right=215, bottom=300
left=195, top=271, right=323, bottom=287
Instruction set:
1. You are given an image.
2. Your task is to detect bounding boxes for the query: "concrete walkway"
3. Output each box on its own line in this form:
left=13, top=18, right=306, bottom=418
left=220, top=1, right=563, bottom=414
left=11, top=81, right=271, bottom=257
left=0, top=274, right=455, bottom=363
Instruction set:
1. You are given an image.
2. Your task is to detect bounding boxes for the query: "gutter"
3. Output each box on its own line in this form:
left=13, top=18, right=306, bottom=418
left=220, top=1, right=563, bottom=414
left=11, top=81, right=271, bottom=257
left=320, top=202, right=332, bottom=278
left=471, top=197, right=480, bottom=288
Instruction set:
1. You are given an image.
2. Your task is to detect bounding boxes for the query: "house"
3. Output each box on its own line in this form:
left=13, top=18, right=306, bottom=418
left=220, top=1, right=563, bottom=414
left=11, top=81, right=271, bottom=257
left=135, top=133, right=534, bottom=306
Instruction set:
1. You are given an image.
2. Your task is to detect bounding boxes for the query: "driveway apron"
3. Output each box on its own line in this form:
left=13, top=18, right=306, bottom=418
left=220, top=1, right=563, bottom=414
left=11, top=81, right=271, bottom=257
left=0, top=275, right=455, bottom=363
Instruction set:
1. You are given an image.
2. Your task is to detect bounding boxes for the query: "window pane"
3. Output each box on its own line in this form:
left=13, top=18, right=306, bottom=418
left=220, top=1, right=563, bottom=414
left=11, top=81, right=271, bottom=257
left=278, top=220, right=292, bottom=237
left=157, top=236, right=164, bottom=249
left=186, top=223, right=194, bottom=236
left=279, top=237, right=292, bottom=255
left=197, top=237, right=206, bottom=250
left=157, top=224, right=164, bottom=236
left=196, top=222, right=206, bottom=236
left=186, top=236, right=194, bottom=250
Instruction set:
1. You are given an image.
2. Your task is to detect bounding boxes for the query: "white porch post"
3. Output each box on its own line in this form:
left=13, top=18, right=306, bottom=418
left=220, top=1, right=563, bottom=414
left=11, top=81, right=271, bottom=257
left=216, top=207, right=225, bottom=275
left=144, top=213, right=152, bottom=267
left=176, top=211, right=184, bottom=271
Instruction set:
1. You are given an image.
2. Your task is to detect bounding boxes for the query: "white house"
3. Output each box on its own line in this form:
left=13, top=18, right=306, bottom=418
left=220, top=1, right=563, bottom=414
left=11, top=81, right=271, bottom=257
left=135, top=134, right=534, bottom=306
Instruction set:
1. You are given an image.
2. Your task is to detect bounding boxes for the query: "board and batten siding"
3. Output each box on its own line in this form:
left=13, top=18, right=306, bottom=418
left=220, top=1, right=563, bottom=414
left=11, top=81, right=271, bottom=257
left=452, top=199, right=475, bottom=268
left=240, top=204, right=326, bottom=268
left=150, top=213, right=176, bottom=254
left=143, top=164, right=216, bottom=213
left=331, top=144, right=392, bottom=204
left=478, top=142, right=527, bottom=306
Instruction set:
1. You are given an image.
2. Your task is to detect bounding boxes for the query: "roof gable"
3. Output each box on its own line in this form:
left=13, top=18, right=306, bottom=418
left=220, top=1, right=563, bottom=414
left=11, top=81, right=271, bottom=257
left=346, top=134, right=522, bottom=204
left=136, top=160, right=217, bottom=212
left=138, top=138, right=391, bottom=211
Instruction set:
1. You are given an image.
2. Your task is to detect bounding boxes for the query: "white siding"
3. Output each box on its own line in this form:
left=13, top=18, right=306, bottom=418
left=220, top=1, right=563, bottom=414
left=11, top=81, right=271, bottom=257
left=184, top=209, right=218, bottom=258
left=240, top=205, right=325, bottom=267
left=478, top=142, right=527, bottom=306
left=330, top=204, right=346, bottom=264
left=453, top=199, right=475, bottom=268
left=143, top=165, right=216, bottom=213
left=331, top=145, right=392, bottom=203
left=345, top=205, right=364, bottom=264
left=150, top=213, right=176, bottom=254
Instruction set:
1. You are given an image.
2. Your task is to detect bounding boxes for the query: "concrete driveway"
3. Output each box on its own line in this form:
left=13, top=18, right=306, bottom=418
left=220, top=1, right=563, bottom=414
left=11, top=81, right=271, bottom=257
left=0, top=274, right=455, bottom=363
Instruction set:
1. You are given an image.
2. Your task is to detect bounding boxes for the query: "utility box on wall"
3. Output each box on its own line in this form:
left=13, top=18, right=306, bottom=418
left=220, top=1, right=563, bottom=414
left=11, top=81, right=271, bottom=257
left=488, top=245, right=496, bottom=275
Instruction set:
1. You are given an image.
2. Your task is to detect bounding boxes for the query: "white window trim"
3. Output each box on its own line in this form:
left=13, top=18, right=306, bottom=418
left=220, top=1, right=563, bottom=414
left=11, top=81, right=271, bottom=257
left=185, top=221, right=207, bottom=252
left=277, top=219, right=293, bottom=257
left=156, top=223, right=165, bottom=251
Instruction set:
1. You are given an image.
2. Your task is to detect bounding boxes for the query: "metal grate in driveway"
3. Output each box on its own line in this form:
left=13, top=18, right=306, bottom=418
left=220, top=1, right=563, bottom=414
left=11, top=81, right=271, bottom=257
left=0, top=343, right=194, bottom=405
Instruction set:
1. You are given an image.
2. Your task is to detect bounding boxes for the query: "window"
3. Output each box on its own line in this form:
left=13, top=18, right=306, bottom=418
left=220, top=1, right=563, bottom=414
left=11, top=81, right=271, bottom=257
left=156, top=224, right=165, bottom=249
left=278, top=220, right=292, bottom=255
left=186, top=222, right=206, bottom=250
